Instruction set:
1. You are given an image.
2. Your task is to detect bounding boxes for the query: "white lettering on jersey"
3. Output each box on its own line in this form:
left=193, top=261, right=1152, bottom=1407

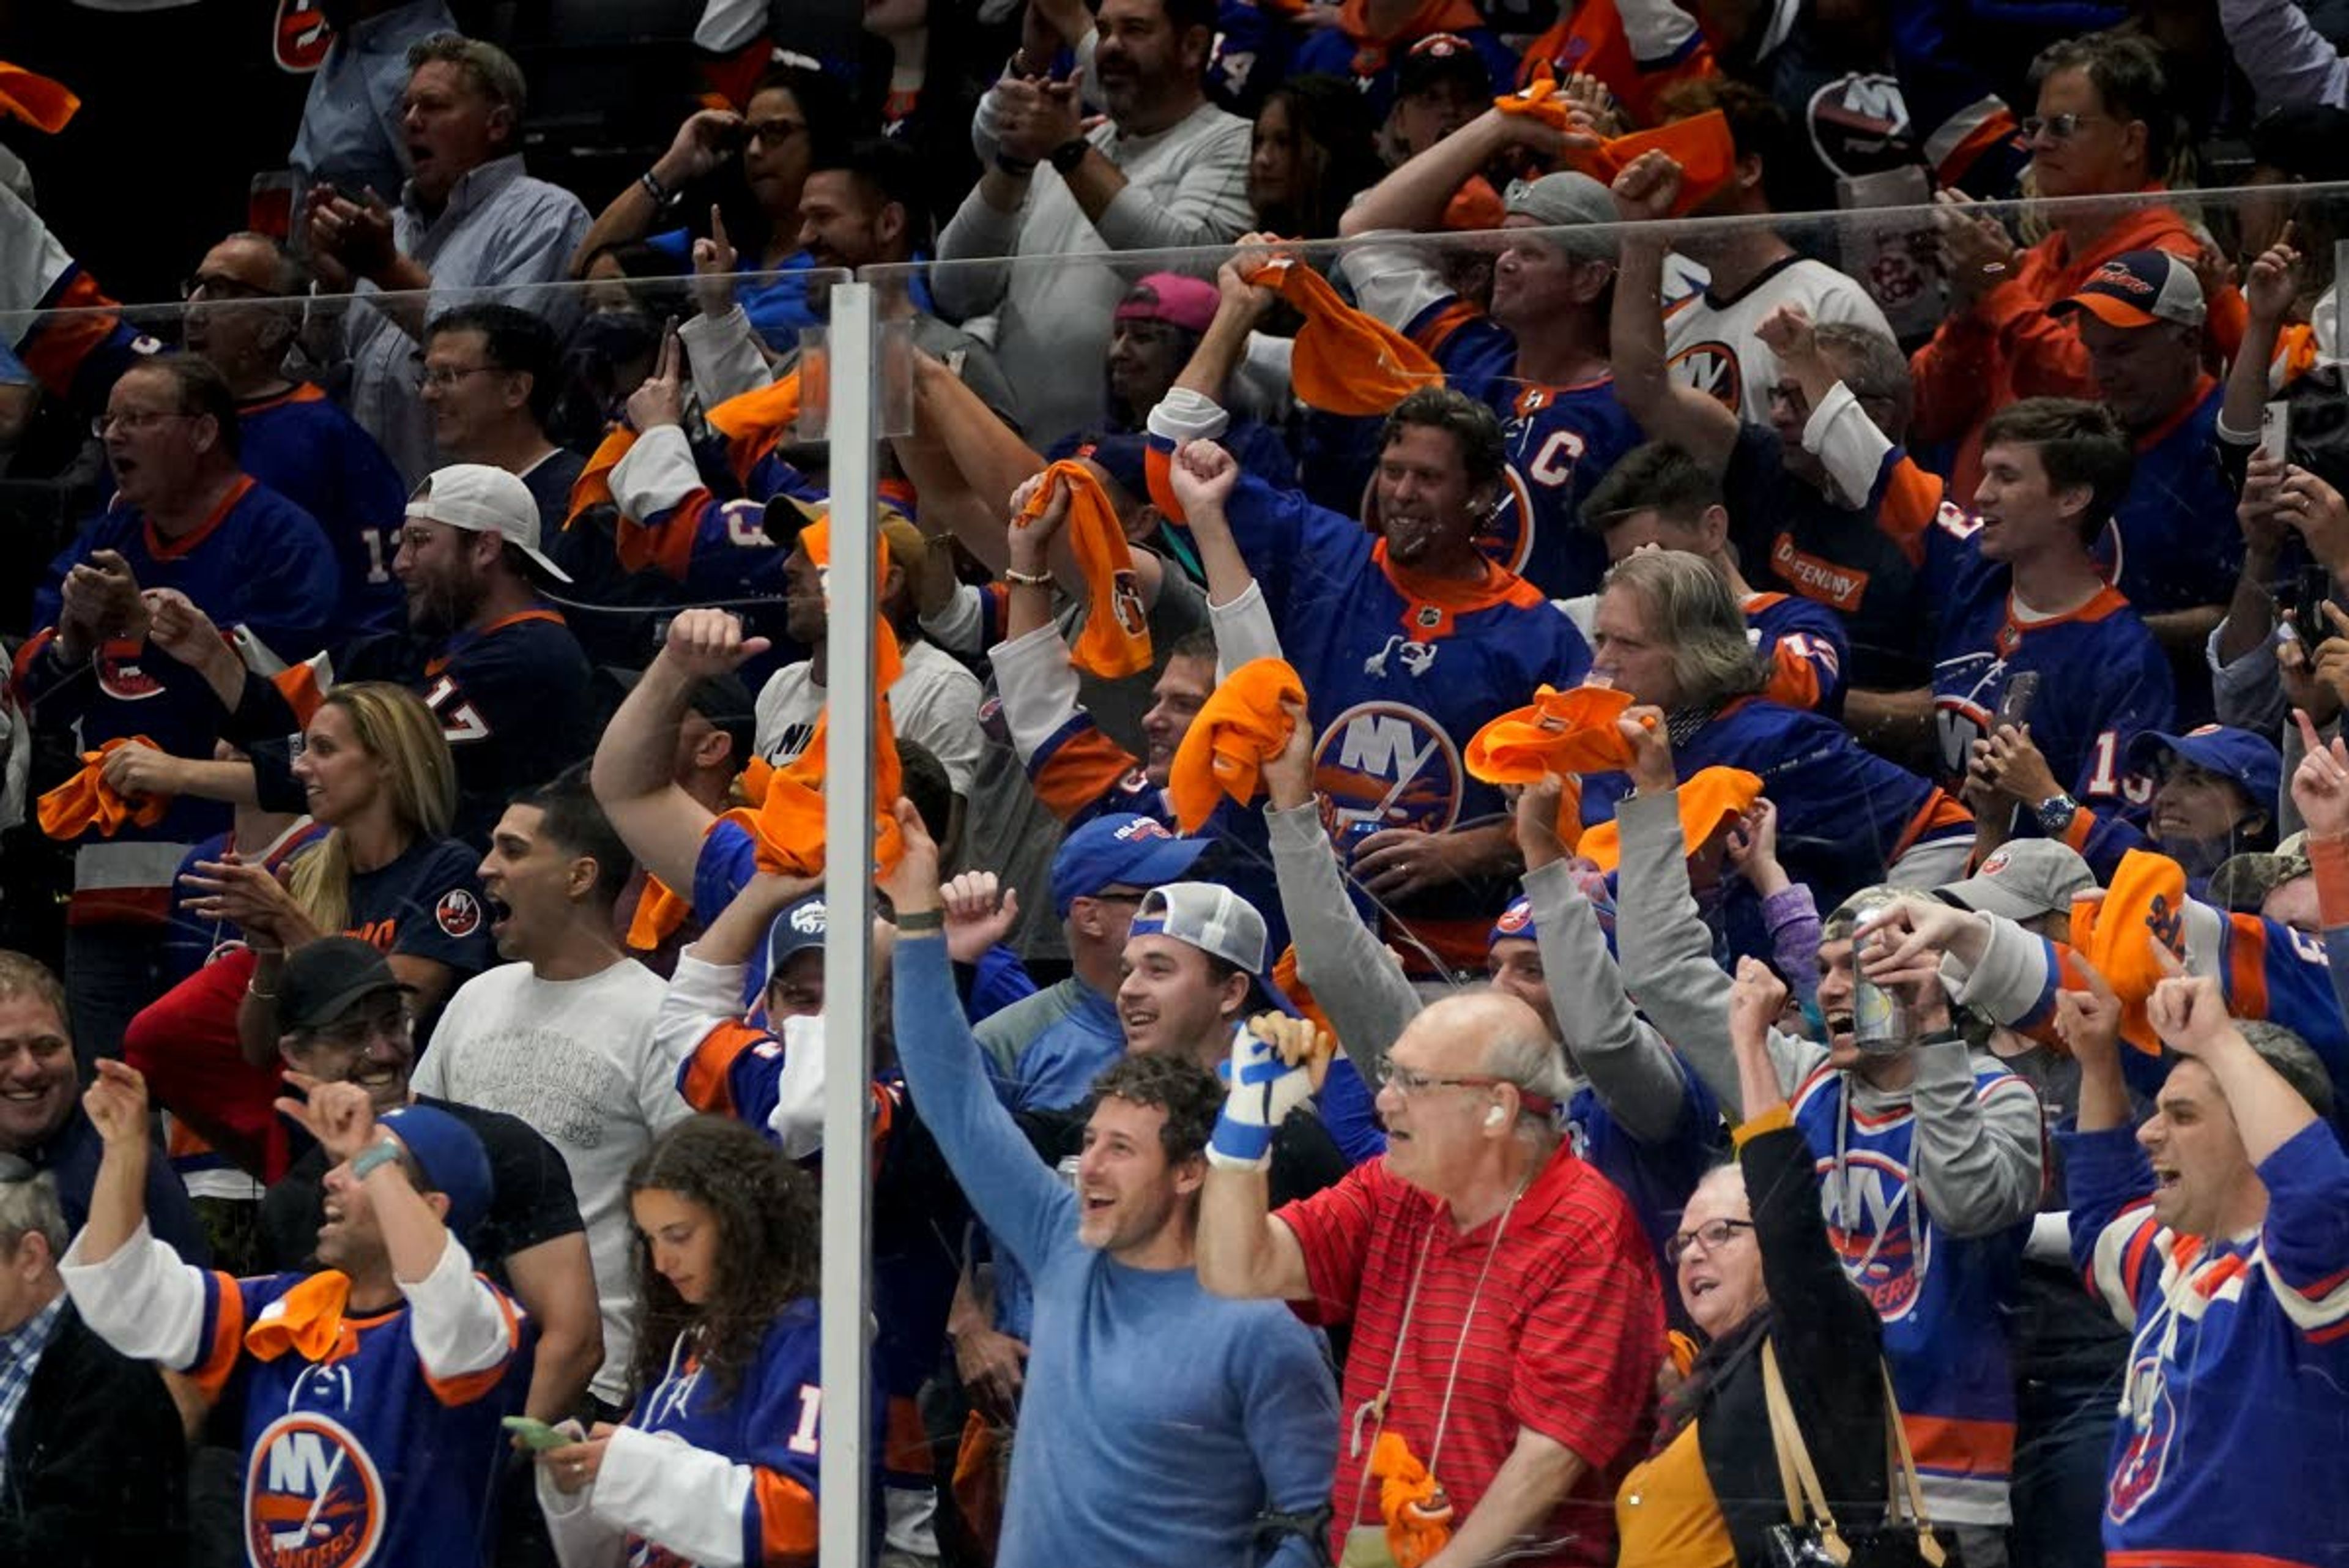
left=421, top=675, right=492, bottom=743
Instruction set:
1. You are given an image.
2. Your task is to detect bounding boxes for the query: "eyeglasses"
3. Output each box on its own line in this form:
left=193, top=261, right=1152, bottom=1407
left=2019, top=112, right=2114, bottom=143
left=91, top=410, right=192, bottom=439
left=1373, top=1053, right=1521, bottom=1098
left=1664, top=1217, right=1756, bottom=1266
left=181, top=273, right=273, bottom=302
left=414, top=362, right=505, bottom=392
left=748, top=117, right=808, bottom=147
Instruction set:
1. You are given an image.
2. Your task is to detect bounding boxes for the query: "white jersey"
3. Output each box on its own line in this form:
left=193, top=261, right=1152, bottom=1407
left=1663, top=254, right=1896, bottom=423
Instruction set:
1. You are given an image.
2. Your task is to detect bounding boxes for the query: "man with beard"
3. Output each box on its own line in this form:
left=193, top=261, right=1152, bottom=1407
left=388, top=463, right=595, bottom=841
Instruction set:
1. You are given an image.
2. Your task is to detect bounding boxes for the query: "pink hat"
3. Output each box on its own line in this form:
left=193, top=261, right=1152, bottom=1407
left=1115, top=272, right=1219, bottom=334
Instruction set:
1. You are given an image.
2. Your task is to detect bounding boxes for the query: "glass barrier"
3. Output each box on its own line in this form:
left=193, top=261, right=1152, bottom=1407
left=0, top=174, right=2343, bottom=1565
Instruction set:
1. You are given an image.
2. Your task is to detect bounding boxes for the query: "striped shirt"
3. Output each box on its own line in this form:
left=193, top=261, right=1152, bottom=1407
left=1277, top=1145, right=1664, bottom=1568
left=0, top=1293, right=67, bottom=1473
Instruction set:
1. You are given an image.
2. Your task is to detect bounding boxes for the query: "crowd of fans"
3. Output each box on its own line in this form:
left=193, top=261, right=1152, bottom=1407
left=0, top=0, right=2347, bottom=1563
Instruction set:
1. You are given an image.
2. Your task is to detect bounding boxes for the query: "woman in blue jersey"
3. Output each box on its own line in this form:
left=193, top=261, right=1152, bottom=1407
left=184, top=682, right=495, bottom=1062
left=538, top=1115, right=836, bottom=1567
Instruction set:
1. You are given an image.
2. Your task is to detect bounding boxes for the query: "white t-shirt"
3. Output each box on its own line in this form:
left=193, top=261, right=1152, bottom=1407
left=754, top=641, right=986, bottom=794
left=1662, top=255, right=1896, bottom=423
left=409, top=957, right=681, bottom=1404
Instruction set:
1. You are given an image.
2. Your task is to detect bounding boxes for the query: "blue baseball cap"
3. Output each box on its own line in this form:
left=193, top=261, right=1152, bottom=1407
left=764, top=894, right=828, bottom=976
left=2125, top=725, right=2281, bottom=814
left=1488, top=896, right=1537, bottom=949
left=1050, top=814, right=1208, bottom=917
left=379, top=1104, right=494, bottom=1246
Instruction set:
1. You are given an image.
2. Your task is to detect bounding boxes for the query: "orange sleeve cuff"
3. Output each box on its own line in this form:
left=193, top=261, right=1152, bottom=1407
left=2308, top=831, right=2349, bottom=927
left=1732, top=1103, right=1793, bottom=1148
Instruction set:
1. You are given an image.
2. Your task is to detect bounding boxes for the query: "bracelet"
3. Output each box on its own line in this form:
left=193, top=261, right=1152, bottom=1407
left=896, top=909, right=946, bottom=932
left=351, top=1137, right=404, bottom=1183
left=993, top=150, right=1037, bottom=178
left=247, top=980, right=278, bottom=1001
left=639, top=168, right=674, bottom=208
left=1003, top=567, right=1053, bottom=588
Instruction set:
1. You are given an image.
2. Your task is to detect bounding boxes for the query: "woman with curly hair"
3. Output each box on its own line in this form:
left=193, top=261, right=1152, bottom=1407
left=536, top=1115, right=843, bottom=1567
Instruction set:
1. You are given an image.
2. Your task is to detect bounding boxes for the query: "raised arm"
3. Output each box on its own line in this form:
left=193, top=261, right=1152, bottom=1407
left=1337, top=107, right=1568, bottom=239
left=1606, top=154, right=1737, bottom=474
left=591, top=609, right=754, bottom=895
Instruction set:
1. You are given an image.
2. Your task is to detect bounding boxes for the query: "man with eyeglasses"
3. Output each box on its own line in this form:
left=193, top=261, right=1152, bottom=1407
left=181, top=230, right=409, bottom=642
left=254, top=934, right=599, bottom=1425
left=309, top=32, right=590, bottom=484
left=17, top=355, right=340, bottom=1067
left=1910, top=31, right=2241, bottom=508
left=1198, top=987, right=1664, bottom=1568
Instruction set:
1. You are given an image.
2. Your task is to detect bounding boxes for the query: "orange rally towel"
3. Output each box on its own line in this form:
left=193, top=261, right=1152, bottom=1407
left=36, top=736, right=171, bottom=839
left=1577, top=765, right=1762, bottom=873
left=1464, top=684, right=1636, bottom=783
left=734, top=622, right=907, bottom=880
left=1494, top=90, right=1739, bottom=215
left=0, top=64, right=78, bottom=133
left=1337, top=0, right=1483, bottom=72
left=566, top=426, right=638, bottom=527
left=1168, top=658, right=1305, bottom=832
left=626, top=875, right=692, bottom=952
left=2068, top=848, right=2189, bottom=1055
left=1016, top=461, right=1153, bottom=680
left=1443, top=175, right=1506, bottom=232
left=707, top=370, right=806, bottom=485
left=1368, top=1431, right=1454, bottom=1568
left=1244, top=257, right=1442, bottom=416
left=1272, top=946, right=1343, bottom=1056
left=270, top=655, right=331, bottom=728
left=243, top=1269, right=357, bottom=1363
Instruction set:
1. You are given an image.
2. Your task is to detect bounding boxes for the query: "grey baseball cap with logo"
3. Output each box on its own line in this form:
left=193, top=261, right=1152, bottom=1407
left=407, top=463, right=573, bottom=582
left=1502, top=170, right=1620, bottom=262
left=1932, top=841, right=2098, bottom=923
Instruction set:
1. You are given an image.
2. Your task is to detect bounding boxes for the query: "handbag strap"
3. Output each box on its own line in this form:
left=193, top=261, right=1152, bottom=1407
left=1760, top=1340, right=1850, bottom=1565
left=1877, top=1365, right=1948, bottom=1568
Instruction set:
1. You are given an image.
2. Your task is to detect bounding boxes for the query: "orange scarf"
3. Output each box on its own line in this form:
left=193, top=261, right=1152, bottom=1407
left=1368, top=1430, right=1454, bottom=1568
left=1245, top=258, right=1442, bottom=417
left=0, top=64, right=77, bottom=133
left=1576, top=765, right=1761, bottom=873
left=1464, top=684, right=1636, bottom=783
left=1167, top=658, right=1305, bottom=832
left=1017, top=461, right=1153, bottom=680
left=2068, top=849, right=2188, bottom=1056
left=35, top=736, right=170, bottom=839
left=1494, top=90, right=1739, bottom=215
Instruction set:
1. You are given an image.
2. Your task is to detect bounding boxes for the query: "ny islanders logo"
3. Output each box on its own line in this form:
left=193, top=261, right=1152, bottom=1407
left=247, top=1412, right=385, bottom=1568
left=435, top=889, right=482, bottom=938
left=1820, top=1150, right=1931, bottom=1321
left=1313, top=702, right=1464, bottom=842
left=1667, top=341, right=1743, bottom=414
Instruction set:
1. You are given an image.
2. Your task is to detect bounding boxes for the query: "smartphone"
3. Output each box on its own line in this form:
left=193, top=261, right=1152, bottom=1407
left=2262, top=399, right=2293, bottom=466
left=502, top=1416, right=572, bottom=1452
left=2296, top=565, right=2332, bottom=639
left=1994, top=671, right=2041, bottom=732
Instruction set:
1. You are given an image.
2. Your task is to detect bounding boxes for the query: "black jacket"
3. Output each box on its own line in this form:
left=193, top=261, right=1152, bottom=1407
left=1675, top=1121, right=1893, bottom=1566
left=0, top=1299, right=187, bottom=1567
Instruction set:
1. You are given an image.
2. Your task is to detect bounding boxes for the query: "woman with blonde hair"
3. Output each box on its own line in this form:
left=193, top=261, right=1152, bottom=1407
left=177, top=681, right=494, bottom=1064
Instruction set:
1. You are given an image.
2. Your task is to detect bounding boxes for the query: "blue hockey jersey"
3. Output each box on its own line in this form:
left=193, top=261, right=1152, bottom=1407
left=239, top=384, right=407, bottom=640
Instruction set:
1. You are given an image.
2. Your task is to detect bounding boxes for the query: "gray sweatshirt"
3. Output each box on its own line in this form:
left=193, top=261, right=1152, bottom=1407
left=1612, top=788, right=2043, bottom=1238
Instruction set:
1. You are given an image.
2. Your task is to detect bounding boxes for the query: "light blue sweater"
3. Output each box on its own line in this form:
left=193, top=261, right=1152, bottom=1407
left=894, top=934, right=1338, bottom=1568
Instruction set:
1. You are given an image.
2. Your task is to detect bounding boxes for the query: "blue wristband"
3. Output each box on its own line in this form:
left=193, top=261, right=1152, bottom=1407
left=1208, top=1112, right=1274, bottom=1167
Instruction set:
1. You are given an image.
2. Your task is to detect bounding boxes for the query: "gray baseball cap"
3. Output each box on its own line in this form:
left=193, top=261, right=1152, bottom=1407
left=1502, top=171, right=1619, bottom=261
left=1932, top=841, right=2098, bottom=923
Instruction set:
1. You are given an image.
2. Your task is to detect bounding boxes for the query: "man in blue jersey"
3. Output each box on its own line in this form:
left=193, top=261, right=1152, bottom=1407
left=182, top=231, right=407, bottom=642
left=2046, top=249, right=2238, bottom=719
left=18, top=357, right=340, bottom=1065
left=1148, top=393, right=1592, bottom=973
left=2060, top=971, right=2349, bottom=1568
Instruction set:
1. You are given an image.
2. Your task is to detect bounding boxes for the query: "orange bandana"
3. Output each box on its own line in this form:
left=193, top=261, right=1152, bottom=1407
left=1017, top=461, right=1152, bottom=680
left=2068, top=849, right=2189, bottom=1056
left=1167, top=658, right=1305, bottom=832
left=35, top=736, right=171, bottom=839
left=1244, top=257, right=1442, bottom=416
left=1576, top=765, right=1762, bottom=873
left=1464, top=684, right=1636, bottom=783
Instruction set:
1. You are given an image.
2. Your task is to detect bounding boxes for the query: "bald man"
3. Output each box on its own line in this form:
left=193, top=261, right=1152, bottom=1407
left=1198, top=992, right=1665, bottom=1568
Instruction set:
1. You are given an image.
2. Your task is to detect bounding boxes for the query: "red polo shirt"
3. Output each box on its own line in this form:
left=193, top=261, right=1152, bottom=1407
left=1276, top=1142, right=1664, bottom=1568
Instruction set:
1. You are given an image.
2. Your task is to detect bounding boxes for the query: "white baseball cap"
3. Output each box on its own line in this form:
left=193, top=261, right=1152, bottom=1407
left=406, top=463, right=573, bottom=582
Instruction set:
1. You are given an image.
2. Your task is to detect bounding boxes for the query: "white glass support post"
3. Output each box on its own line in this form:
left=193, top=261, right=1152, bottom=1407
left=818, top=281, right=878, bottom=1568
